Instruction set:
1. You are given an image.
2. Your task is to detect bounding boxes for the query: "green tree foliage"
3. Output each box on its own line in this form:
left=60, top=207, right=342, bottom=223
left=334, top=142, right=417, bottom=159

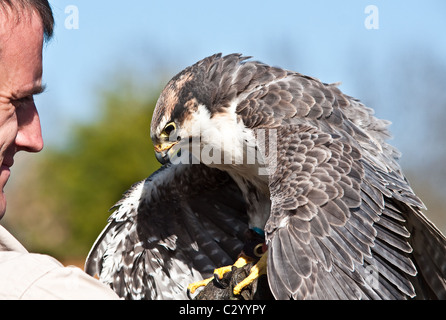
left=5, top=79, right=163, bottom=261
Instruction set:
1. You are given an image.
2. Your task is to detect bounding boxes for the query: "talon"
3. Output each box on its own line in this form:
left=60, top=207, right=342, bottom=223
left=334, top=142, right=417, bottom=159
left=187, top=277, right=214, bottom=295
left=187, top=287, right=193, bottom=300
left=186, top=255, right=252, bottom=295
left=213, top=272, right=229, bottom=288
left=213, top=265, right=234, bottom=280
left=233, top=250, right=268, bottom=296
left=213, top=255, right=252, bottom=280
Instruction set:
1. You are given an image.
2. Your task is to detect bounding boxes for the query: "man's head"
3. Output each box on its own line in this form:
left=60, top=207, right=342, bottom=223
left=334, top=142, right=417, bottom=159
left=0, top=0, right=54, bottom=218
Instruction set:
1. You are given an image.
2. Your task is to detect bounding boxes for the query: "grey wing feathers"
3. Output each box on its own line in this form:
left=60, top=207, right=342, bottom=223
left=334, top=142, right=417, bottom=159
left=228, top=58, right=446, bottom=299
left=265, top=123, right=445, bottom=300
left=85, top=163, right=248, bottom=299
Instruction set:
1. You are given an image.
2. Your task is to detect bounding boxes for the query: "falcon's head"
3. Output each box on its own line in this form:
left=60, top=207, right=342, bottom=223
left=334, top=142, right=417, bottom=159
left=150, top=53, right=251, bottom=165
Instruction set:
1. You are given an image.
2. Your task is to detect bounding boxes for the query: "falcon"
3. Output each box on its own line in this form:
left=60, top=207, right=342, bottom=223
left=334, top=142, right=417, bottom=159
left=85, top=53, right=446, bottom=299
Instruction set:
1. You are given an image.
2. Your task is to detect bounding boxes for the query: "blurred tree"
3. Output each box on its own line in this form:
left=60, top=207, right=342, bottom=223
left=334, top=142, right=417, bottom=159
left=4, top=78, right=163, bottom=261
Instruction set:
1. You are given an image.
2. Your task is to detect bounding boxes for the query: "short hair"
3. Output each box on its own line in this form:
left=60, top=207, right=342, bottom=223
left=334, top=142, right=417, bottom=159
left=0, top=0, right=54, bottom=41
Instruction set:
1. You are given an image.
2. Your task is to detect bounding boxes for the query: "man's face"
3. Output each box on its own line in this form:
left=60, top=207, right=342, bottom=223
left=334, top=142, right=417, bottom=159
left=0, top=8, right=45, bottom=219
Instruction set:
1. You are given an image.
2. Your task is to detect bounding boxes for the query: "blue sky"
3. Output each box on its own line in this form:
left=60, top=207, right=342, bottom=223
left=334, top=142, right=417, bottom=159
left=38, top=0, right=446, bottom=164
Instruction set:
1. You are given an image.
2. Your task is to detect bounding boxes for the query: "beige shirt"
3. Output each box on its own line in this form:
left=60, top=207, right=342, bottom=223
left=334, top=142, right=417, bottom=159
left=0, top=225, right=119, bottom=299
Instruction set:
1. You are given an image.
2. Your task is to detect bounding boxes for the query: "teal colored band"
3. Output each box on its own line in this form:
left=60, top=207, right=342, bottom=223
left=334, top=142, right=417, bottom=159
left=252, top=227, right=265, bottom=237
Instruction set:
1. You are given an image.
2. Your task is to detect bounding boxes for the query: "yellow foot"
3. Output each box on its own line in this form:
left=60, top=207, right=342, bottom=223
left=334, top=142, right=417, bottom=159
left=233, top=251, right=268, bottom=296
left=187, top=255, right=252, bottom=296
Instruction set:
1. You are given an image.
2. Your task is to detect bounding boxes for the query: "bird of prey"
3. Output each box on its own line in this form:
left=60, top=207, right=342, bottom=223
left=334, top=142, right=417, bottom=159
left=85, top=53, right=446, bottom=299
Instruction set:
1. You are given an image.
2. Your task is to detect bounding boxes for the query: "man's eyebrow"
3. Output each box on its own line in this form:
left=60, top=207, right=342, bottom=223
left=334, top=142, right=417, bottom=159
left=28, top=84, right=47, bottom=96
left=13, top=84, right=47, bottom=99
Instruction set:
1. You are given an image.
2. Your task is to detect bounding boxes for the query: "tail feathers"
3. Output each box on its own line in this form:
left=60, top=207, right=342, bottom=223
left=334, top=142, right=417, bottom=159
left=409, top=208, right=446, bottom=299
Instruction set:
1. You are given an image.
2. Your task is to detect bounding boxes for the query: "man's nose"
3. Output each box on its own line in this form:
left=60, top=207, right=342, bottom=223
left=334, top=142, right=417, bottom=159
left=15, top=101, right=44, bottom=153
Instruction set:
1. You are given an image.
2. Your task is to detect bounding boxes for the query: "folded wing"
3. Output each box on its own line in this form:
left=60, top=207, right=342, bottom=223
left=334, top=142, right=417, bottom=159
left=85, top=163, right=248, bottom=299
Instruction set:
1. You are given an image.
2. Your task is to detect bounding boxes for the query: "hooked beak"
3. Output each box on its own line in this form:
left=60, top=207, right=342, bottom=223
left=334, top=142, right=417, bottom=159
left=154, top=142, right=178, bottom=165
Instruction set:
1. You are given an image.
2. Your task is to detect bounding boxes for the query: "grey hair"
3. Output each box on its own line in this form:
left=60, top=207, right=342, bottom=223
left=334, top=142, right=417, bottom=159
left=0, top=0, right=54, bottom=41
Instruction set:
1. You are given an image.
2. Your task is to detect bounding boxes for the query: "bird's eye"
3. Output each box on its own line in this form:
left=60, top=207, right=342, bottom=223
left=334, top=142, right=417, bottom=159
left=161, top=122, right=176, bottom=137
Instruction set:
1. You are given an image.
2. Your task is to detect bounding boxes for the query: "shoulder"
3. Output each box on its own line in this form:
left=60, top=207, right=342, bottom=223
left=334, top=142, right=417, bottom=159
left=0, top=251, right=119, bottom=299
